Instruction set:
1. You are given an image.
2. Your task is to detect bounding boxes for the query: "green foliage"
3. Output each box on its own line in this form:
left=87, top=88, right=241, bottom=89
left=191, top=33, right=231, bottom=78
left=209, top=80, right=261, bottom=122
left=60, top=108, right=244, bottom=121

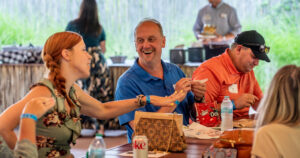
left=243, top=16, right=300, bottom=91
left=261, top=0, right=300, bottom=27
left=251, top=0, right=299, bottom=91
left=0, top=14, right=64, bottom=47
left=0, top=14, right=35, bottom=46
left=1, top=0, right=299, bottom=91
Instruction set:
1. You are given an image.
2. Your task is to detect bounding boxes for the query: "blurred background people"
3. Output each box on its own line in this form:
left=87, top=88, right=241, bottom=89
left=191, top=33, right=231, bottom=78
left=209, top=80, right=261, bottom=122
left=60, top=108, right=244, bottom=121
left=252, top=65, right=300, bottom=158
left=192, top=30, right=270, bottom=118
left=193, top=0, right=241, bottom=60
left=0, top=97, right=55, bottom=158
left=66, top=0, right=114, bottom=136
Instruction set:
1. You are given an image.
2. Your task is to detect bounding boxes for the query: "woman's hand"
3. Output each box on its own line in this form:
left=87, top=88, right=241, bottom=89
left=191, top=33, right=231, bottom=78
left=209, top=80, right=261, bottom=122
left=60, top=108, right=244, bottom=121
left=150, top=90, right=187, bottom=107
left=22, top=97, right=55, bottom=118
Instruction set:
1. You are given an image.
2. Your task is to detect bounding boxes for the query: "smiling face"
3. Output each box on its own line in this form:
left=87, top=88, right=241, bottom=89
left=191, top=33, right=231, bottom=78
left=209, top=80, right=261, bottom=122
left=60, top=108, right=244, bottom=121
left=235, top=45, right=259, bottom=73
left=67, top=39, right=92, bottom=78
left=134, top=21, right=166, bottom=67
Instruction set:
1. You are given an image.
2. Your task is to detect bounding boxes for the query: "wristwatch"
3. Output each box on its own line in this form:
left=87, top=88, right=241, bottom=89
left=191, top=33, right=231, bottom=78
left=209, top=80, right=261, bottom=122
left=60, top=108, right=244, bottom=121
left=136, top=94, right=146, bottom=107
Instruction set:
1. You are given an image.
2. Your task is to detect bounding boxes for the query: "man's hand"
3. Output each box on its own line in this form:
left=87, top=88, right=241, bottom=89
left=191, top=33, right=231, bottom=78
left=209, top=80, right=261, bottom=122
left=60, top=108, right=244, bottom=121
left=234, top=94, right=258, bottom=109
left=202, top=38, right=211, bottom=45
left=191, top=80, right=206, bottom=101
left=202, top=33, right=222, bottom=45
left=211, top=35, right=224, bottom=42
left=174, top=78, right=192, bottom=92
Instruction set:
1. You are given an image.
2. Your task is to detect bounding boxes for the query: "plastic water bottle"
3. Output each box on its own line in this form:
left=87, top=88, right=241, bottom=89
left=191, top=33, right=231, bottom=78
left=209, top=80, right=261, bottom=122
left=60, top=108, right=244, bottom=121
left=88, top=133, right=106, bottom=158
left=221, top=96, right=233, bottom=131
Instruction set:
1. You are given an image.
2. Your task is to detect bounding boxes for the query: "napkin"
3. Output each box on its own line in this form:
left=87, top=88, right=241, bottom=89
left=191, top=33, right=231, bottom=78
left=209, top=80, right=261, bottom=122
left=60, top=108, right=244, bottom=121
left=183, top=122, right=221, bottom=139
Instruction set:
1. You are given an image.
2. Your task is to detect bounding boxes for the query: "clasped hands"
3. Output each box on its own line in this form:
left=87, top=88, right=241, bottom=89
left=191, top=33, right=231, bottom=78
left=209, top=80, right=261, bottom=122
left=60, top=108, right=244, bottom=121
left=174, top=78, right=206, bottom=102
left=146, top=78, right=206, bottom=107
left=234, top=93, right=259, bottom=110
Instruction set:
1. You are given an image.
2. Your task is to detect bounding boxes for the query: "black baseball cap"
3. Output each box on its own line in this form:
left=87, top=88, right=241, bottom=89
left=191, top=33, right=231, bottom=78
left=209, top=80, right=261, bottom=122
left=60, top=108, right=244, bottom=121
left=234, top=30, right=270, bottom=62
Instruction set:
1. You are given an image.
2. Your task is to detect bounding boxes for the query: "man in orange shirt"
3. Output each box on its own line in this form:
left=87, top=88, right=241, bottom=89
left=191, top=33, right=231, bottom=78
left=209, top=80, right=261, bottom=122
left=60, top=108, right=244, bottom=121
left=192, top=30, right=270, bottom=118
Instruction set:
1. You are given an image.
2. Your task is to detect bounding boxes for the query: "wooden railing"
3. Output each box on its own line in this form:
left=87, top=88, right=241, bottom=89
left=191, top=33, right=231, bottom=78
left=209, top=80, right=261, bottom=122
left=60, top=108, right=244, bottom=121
left=0, top=63, right=199, bottom=113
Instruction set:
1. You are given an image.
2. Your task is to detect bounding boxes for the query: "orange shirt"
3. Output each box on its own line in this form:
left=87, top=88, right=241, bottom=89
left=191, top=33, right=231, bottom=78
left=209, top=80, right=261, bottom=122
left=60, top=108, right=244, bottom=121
left=192, top=49, right=263, bottom=118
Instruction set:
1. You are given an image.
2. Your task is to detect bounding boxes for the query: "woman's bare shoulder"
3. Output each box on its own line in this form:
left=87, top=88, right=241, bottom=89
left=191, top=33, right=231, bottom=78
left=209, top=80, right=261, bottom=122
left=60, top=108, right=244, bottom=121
left=29, top=85, right=53, bottom=97
left=73, top=83, right=84, bottom=97
left=5, top=85, right=52, bottom=112
left=0, top=85, right=53, bottom=129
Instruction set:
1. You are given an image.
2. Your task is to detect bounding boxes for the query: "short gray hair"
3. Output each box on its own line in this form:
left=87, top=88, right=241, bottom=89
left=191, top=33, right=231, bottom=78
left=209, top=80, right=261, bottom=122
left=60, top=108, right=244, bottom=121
left=230, top=42, right=238, bottom=49
left=134, top=18, right=164, bottom=38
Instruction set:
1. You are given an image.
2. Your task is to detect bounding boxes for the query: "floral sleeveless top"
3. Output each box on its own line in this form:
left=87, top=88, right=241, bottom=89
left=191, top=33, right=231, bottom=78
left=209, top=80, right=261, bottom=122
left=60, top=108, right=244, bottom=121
left=32, top=79, right=81, bottom=158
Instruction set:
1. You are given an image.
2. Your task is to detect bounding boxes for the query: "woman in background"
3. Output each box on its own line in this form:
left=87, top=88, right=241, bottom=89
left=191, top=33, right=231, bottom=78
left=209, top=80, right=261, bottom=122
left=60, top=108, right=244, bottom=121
left=66, top=0, right=113, bottom=135
left=252, top=65, right=300, bottom=158
left=66, top=0, right=110, bottom=101
left=0, top=31, right=186, bottom=158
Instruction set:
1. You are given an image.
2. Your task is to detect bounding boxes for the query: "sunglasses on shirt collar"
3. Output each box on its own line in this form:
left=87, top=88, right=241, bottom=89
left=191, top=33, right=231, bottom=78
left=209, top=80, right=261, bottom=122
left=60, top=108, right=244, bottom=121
left=241, top=43, right=270, bottom=54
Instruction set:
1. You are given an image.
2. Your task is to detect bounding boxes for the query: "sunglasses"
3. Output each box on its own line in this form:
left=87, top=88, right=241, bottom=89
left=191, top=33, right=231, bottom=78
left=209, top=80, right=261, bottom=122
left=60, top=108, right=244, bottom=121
left=241, top=43, right=270, bottom=54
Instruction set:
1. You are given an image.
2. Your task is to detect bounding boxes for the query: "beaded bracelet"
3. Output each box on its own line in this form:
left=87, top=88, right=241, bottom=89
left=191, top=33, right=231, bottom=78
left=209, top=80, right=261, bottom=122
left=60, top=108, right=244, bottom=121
left=146, top=95, right=151, bottom=105
left=21, top=113, right=38, bottom=122
left=175, top=100, right=180, bottom=106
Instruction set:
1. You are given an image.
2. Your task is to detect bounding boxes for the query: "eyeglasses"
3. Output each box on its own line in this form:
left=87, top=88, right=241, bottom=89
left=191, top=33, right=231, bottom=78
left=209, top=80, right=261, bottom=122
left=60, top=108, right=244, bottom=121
left=241, top=43, right=270, bottom=54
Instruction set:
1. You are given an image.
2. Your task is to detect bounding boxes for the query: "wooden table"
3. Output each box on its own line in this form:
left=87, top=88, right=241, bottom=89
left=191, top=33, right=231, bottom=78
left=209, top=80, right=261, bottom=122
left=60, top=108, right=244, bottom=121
left=105, top=138, right=215, bottom=158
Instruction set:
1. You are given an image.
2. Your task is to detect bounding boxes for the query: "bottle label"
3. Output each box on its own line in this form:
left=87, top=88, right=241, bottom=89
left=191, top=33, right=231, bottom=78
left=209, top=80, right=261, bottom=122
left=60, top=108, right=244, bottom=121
left=221, top=107, right=233, bottom=114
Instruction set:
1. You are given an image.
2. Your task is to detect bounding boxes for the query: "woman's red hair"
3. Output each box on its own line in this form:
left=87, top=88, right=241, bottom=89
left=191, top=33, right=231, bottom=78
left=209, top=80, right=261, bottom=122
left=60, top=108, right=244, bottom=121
left=42, top=31, right=82, bottom=108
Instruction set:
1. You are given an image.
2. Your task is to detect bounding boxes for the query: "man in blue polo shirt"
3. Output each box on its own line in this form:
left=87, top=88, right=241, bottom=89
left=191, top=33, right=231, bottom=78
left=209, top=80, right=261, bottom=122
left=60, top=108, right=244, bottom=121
left=115, top=18, right=206, bottom=142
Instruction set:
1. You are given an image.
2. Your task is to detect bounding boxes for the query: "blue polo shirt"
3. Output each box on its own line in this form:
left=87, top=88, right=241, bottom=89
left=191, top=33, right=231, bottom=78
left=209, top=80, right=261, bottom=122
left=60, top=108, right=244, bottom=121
left=115, top=59, right=195, bottom=142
